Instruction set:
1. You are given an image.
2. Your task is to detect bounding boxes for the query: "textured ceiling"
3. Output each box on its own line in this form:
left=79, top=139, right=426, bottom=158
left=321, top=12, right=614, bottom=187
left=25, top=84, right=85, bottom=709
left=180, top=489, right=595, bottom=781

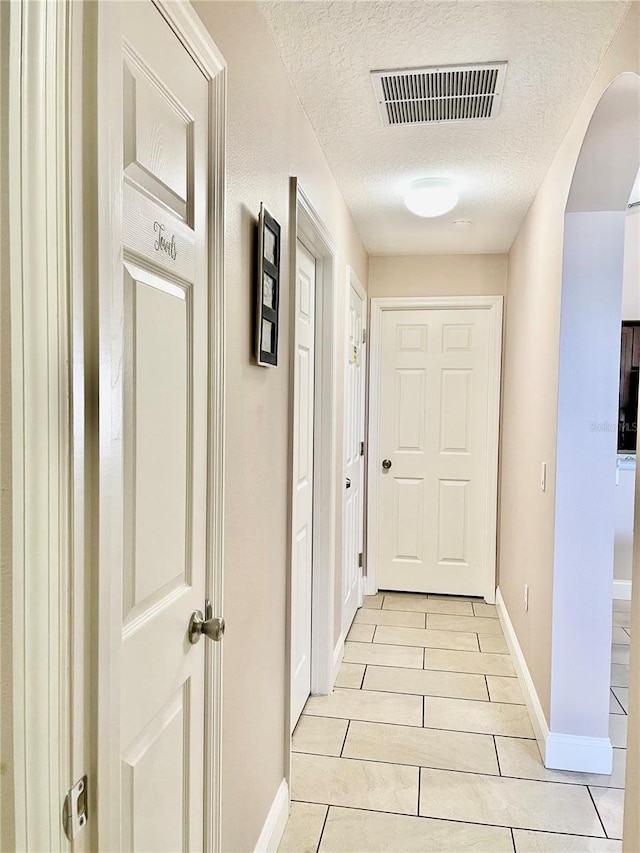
left=259, top=1, right=630, bottom=254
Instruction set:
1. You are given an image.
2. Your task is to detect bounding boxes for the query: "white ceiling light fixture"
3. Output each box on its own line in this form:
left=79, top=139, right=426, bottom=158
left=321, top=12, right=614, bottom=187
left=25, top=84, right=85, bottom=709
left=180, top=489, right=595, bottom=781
left=404, top=178, right=459, bottom=218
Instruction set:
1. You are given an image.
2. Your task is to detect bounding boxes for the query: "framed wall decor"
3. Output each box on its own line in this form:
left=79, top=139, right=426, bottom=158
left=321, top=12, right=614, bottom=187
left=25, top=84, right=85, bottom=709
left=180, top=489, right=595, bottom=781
left=256, top=203, right=281, bottom=366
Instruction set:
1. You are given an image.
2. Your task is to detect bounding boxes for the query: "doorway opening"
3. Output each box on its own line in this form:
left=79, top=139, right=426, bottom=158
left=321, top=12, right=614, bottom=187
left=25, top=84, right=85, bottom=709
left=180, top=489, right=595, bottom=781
left=549, top=72, right=640, bottom=777
left=94, top=3, right=227, bottom=848
left=287, top=179, right=338, bottom=738
left=341, top=266, right=368, bottom=640
left=366, top=296, right=503, bottom=603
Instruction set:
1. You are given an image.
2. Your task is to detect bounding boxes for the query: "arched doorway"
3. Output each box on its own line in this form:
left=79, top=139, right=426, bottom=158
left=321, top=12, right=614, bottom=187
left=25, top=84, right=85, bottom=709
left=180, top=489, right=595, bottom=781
left=550, top=73, right=639, bottom=781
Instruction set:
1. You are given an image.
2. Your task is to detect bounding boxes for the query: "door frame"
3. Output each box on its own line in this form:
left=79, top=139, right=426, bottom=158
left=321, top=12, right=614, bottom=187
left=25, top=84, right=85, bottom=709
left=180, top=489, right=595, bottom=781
left=367, top=296, right=503, bottom=602
left=341, top=266, right=368, bottom=630
left=95, top=3, right=226, bottom=850
left=6, top=1, right=74, bottom=847
left=286, top=179, right=338, bottom=743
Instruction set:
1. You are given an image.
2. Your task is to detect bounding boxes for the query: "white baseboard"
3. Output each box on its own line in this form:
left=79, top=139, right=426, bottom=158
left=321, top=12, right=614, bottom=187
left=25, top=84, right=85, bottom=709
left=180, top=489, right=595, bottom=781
left=496, top=588, right=613, bottom=775
left=254, top=778, right=289, bottom=853
left=495, top=588, right=549, bottom=754
left=546, top=732, right=613, bottom=774
left=613, top=579, right=632, bottom=601
left=333, top=633, right=345, bottom=685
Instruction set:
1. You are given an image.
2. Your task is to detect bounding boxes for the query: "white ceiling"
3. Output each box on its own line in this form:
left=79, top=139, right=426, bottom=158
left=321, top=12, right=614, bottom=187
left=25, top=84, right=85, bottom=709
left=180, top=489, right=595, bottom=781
left=259, top=1, right=630, bottom=255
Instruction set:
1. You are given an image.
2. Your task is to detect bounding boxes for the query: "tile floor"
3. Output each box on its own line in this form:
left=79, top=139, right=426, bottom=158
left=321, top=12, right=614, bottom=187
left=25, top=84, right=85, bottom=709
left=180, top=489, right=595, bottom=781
left=279, top=593, right=631, bottom=853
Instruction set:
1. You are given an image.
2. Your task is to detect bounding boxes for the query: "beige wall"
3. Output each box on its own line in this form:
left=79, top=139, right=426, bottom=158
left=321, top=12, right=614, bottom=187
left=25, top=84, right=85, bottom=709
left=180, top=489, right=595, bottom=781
left=368, top=253, right=508, bottom=299
left=192, top=4, right=368, bottom=850
left=499, top=5, right=639, bottom=724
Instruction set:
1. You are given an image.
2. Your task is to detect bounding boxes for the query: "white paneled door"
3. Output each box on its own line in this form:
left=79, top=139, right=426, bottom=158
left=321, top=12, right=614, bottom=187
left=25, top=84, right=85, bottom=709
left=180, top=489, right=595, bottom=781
left=291, top=241, right=317, bottom=728
left=99, top=3, right=222, bottom=848
left=377, top=307, right=495, bottom=597
left=342, top=275, right=367, bottom=637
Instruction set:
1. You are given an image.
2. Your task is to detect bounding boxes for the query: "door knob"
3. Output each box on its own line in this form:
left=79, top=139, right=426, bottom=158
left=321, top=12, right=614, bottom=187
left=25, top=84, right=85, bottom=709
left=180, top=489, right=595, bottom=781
left=382, top=459, right=392, bottom=470
left=189, top=599, right=225, bottom=644
left=346, top=478, right=351, bottom=489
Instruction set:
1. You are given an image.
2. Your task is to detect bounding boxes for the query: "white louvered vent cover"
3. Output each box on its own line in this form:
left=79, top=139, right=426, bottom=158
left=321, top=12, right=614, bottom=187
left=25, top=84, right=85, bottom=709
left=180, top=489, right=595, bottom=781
left=371, top=62, right=507, bottom=126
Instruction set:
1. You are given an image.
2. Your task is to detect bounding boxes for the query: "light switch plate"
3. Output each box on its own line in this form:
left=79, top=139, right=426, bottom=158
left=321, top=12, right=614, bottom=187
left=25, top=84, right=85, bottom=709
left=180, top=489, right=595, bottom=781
left=541, top=462, right=547, bottom=492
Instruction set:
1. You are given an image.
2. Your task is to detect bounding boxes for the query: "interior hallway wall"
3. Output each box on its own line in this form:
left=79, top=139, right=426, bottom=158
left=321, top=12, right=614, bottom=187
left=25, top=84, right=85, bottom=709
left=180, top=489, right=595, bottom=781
left=368, top=253, right=508, bottom=299
left=499, top=4, right=639, bottom=724
left=191, top=4, right=368, bottom=850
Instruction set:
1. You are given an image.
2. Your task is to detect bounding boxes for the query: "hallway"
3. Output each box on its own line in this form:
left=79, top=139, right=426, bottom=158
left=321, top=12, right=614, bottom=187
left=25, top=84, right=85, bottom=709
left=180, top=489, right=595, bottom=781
left=280, top=593, right=628, bottom=853
left=4, top=3, right=640, bottom=848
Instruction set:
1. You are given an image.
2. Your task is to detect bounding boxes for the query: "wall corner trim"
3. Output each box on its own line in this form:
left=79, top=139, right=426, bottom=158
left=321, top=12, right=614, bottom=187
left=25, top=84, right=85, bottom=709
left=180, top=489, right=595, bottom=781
left=613, top=579, right=633, bottom=601
left=496, top=588, right=614, bottom=774
left=333, top=633, right=345, bottom=685
left=545, top=733, right=613, bottom=774
left=496, top=588, right=550, bottom=753
left=254, top=778, right=290, bottom=853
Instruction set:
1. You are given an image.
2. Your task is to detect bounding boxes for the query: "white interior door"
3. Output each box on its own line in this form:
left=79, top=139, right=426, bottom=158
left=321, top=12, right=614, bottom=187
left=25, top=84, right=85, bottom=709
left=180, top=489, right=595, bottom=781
left=377, top=307, right=493, bottom=597
left=342, top=277, right=367, bottom=636
left=291, top=241, right=316, bottom=728
left=100, top=3, right=215, bottom=847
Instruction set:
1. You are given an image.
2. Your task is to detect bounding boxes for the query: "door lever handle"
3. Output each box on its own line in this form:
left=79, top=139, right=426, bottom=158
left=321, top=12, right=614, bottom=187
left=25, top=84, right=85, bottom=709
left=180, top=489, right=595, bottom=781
left=189, top=599, right=225, bottom=644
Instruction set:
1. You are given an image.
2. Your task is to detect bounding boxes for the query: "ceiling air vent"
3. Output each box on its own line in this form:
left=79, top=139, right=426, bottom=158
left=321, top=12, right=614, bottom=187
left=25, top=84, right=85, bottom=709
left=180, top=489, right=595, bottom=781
left=371, top=62, right=507, bottom=127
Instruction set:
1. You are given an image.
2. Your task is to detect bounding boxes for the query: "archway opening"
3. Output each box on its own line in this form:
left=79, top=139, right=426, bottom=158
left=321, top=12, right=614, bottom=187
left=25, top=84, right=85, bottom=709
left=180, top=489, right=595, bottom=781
left=550, top=72, right=640, bottom=773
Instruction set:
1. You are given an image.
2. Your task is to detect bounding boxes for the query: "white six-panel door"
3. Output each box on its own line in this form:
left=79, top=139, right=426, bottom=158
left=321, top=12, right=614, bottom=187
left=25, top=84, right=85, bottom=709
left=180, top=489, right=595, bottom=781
left=342, top=275, right=367, bottom=636
left=291, top=241, right=317, bottom=727
left=101, top=3, right=213, bottom=847
left=377, top=307, right=493, bottom=596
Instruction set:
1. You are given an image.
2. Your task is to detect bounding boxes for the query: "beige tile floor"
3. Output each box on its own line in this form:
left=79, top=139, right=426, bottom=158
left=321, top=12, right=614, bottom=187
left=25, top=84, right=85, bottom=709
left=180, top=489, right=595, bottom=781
left=279, top=593, right=630, bottom=853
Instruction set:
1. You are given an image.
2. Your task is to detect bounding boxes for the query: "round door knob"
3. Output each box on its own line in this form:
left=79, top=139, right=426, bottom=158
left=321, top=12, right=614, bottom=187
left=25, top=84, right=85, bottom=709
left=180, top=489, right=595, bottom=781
left=346, top=478, right=351, bottom=489
left=382, top=459, right=392, bottom=470
left=189, top=603, right=225, bottom=644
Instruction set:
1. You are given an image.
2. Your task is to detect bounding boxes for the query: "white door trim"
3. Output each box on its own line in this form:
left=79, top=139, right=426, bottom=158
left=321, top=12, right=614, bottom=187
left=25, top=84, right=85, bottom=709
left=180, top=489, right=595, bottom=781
left=367, top=296, right=503, bottom=602
left=95, top=3, right=226, bottom=850
left=7, top=1, right=73, bottom=847
left=343, top=267, right=368, bottom=614
left=286, top=179, right=338, bottom=744
left=347, top=266, right=368, bottom=306
left=347, top=266, right=367, bottom=312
